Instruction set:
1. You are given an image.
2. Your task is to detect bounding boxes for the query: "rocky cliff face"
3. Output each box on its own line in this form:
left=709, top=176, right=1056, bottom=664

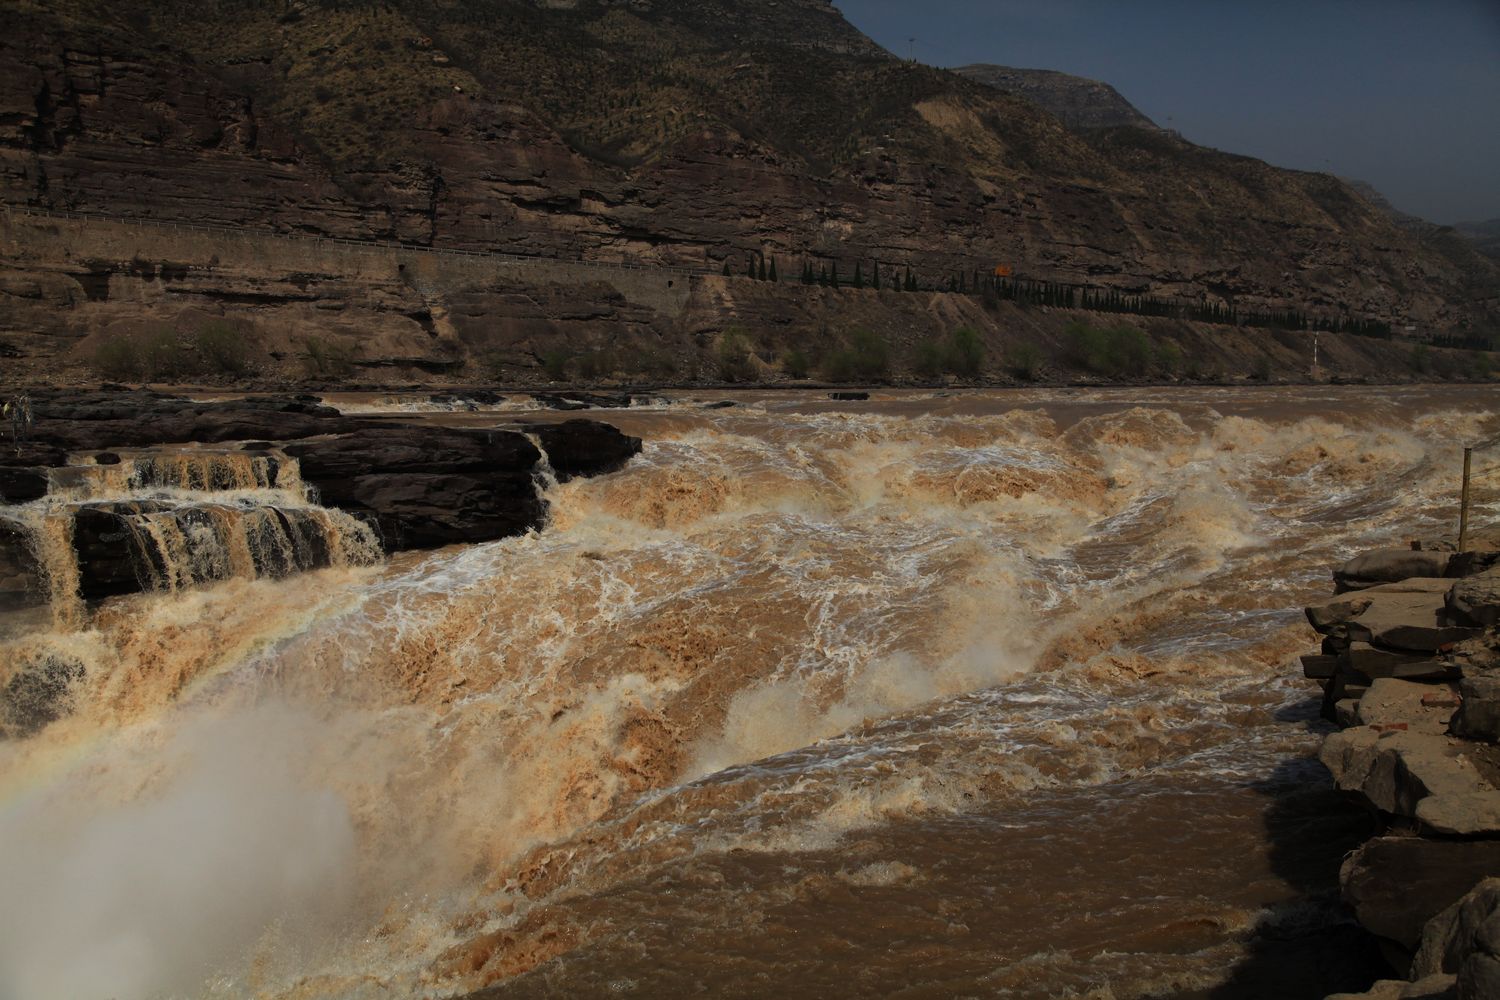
left=952, top=64, right=1160, bottom=131
left=0, top=0, right=1496, bottom=378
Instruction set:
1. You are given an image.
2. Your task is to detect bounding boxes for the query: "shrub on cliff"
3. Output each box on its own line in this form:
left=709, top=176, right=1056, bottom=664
left=193, top=322, right=250, bottom=375
left=576, top=349, right=618, bottom=381
left=1005, top=343, right=1043, bottom=381
left=302, top=336, right=358, bottom=377
left=92, top=329, right=193, bottom=380
left=912, top=327, right=985, bottom=379
left=948, top=327, right=984, bottom=376
left=822, top=328, right=889, bottom=382
left=1065, top=321, right=1151, bottom=377
left=782, top=348, right=812, bottom=379
left=540, top=348, right=572, bottom=381
left=913, top=340, right=946, bottom=378
left=1154, top=340, right=1183, bottom=376
left=716, top=332, right=756, bottom=383
left=140, top=329, right=192, bottom=380
left=93, top=336, right=144, bottom=380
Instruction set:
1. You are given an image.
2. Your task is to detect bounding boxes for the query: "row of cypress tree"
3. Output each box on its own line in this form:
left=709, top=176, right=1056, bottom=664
left=721, top=255, right=1400, bottom=341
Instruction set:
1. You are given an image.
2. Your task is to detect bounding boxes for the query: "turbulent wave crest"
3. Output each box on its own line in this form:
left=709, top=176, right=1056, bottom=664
left=0, top=389, right=1492, bottom=998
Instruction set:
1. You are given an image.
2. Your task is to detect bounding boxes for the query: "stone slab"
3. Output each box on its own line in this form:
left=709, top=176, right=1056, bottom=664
left=1320, top=729, right=1500, bottom=834
left=1303, top=653, right=1340, bottom=679
left=1357, top=679, right=1460, bottom=736
left=1337, top=552, right=1453, bottom=593
left=1341, top=643, right=1459, bottom=682
left=1453, top=675, right=1500, bottom=744
left=1342, top=838, right=1500, bottom=953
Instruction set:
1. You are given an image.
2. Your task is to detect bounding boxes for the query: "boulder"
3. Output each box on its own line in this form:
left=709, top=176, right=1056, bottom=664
left=830, top=391, right=869, bottom=400
left=1303, top=653, right=1339, bottom=679
left=1453, top=675, right=1500, bottom=743
left=1448, top=570, right=1500, bottom=629
left=1413, top=879, right=1500, bottom=994
left=1309, top=579, right=1454, bottom=630
left=0, top=462, right=53, bottom=503
left=518, top=419, right=644, bottom=482
left=1319, top=728, right=1500, bottom=835
left=1337, top=551, right=1453, bottom=594
left=0, top=517, right=43, bottom=611
left=1343, top=838, right=1500, bottom=955
left=1448, top=551, right=1500, bottom=580
left=17, top=389, right=374, bottom=454
left=1352, top=595, right=1481, bottom=653
left=1451, top=630, right=1500, bottom=677
left=285, top=427, right=547, bottom=550
left=1326, top=976, right=1456, bottom=1000
left=71, top=502, right=158, bottom=599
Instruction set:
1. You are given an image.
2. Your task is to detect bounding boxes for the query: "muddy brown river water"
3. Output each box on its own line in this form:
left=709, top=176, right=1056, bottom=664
left=1, top=386, right=1496, bottom=999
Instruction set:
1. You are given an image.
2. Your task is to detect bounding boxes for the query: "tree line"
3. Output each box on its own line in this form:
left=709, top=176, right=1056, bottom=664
left=723, top=253, right=1407, bottom=342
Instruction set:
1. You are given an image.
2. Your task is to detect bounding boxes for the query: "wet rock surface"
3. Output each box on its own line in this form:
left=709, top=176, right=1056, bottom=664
left=517, top=419, right=644, bottom=482
left=0, top=390, right=643, bottom=598
left=284, top=427, right=548, bottom=549
left=0, top=651, right=86, bottom=739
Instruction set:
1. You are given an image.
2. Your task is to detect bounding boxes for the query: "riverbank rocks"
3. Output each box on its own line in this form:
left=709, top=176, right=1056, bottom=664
left=0, top=517, right=42, bottom=611
left=1412, top=878, right=1500, bottom=997
left=284, top=427, right=548, bottom=549
left=1452, top=676, right=1500, bottom=744
left=1307, top=579, right=1483, bottom=652
left=519, top=419, right=643, bottom=481
left=1302, top=543, right=1500, bottom=997
left=1343, top=839, right=1500, bottom=956
left=1319, top=729, right=1500, bottom=835
left=0, top=389, right=644, bottom=602
left=1448, top=569, right=1500, bottom=629
left=1326, top=974, right=1456, bottom=1000
left=1336, top=551, right=1453, bottom=594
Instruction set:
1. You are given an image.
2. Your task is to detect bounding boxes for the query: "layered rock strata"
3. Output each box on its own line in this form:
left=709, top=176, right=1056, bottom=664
left=0, top=389, right=641, bottom=606
left=1, top=0, right=1496, bottom=382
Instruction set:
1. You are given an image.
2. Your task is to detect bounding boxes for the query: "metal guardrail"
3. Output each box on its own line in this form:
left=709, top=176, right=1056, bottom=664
left=3, top=203, right=718, bottom=279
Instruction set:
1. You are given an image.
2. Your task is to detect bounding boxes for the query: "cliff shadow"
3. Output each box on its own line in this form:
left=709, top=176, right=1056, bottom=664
left=1200, top=696, right=1388, bottom=1000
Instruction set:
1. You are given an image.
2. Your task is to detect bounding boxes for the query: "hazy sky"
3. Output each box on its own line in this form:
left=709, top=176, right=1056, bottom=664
left=834, top=0, right=1500, bottom=224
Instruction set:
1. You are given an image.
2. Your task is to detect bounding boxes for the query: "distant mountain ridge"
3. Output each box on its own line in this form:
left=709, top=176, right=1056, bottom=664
left=952, top=64, right=1160, bottom=132
left=1, top=0, right=1496, bottom=365
left=1340, top=179, right=1500, bottom=263
left=1454, top=219, right=1500, bottom=261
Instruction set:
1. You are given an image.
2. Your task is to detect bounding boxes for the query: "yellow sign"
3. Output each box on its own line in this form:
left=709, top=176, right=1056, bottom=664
left=993, top=265, right=1013, bottom=278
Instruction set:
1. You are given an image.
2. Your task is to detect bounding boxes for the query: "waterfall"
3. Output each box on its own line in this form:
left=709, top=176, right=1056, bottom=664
left=1, top=447, right=381, bottom=629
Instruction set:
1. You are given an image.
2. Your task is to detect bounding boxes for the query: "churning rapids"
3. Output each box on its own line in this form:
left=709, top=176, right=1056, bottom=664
left=1, top=386, right=1495, bottom=1000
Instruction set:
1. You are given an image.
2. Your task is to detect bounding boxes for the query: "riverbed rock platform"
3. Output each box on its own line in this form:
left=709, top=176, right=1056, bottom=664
left=0, top=388, right=642, bottom=606
left=1304, top=540, right=1500, bottom=997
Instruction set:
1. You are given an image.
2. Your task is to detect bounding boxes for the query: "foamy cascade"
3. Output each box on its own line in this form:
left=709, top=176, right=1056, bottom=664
left=0, top=388, right=1494, bottom=999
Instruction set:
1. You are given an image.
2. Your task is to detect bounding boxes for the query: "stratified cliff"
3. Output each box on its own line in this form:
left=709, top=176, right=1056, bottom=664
left=0, top=0, right=1496, bottom=382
